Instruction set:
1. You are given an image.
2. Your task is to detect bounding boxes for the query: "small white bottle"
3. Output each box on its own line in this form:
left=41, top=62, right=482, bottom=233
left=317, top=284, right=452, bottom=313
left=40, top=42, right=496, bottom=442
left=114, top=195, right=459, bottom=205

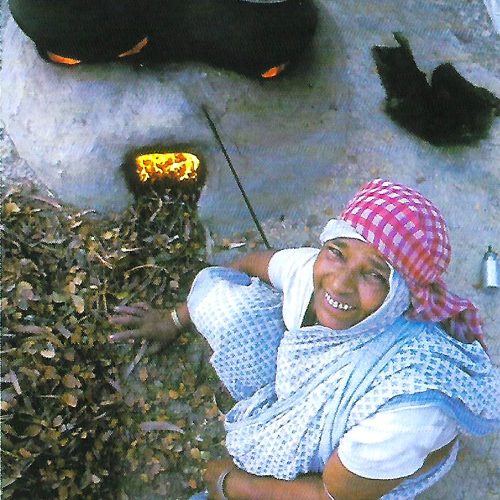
left=481, top=246, right=499, bottom=289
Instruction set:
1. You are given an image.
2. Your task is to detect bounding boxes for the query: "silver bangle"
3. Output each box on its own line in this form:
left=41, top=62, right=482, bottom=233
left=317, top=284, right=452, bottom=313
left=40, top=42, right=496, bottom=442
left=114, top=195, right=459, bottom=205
left=170, top=308, right=183, bottom=330
left=216, top=467, right=233, bottom=500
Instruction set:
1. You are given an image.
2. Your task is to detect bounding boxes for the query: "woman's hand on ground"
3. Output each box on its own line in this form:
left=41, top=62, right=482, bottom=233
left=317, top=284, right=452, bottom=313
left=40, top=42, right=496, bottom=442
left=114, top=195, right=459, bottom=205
left=108, top=302, right=181, bottom=343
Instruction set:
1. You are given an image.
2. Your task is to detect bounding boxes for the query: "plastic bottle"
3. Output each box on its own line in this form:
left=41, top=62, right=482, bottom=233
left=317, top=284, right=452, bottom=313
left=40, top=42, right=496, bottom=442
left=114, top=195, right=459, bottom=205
left=481, top=245, right=499, bottom=288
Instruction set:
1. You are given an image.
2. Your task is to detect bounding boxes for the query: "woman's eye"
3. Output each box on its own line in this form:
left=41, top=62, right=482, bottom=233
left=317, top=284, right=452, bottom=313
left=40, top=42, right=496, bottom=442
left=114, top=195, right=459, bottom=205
left=368, top=271, right=388, bottom=286
left=327, top=246, right=343, bottom=257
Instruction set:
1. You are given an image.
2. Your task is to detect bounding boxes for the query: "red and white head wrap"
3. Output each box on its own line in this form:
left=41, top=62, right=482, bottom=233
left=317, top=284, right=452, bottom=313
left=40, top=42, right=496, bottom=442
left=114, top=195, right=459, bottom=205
left=325, top=179, right=483, bottom=343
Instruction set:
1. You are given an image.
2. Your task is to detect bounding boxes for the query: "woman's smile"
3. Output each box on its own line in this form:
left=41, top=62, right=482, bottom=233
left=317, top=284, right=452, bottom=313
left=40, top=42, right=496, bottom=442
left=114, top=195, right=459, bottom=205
left=324, top=291, right=355, bottom=311
left=313, top=238, right=390, bottom=330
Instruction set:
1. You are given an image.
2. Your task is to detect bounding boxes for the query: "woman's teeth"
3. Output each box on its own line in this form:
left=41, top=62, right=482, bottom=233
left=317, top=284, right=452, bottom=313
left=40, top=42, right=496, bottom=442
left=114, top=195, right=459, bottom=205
left=325, top=292, right=353, bottom=311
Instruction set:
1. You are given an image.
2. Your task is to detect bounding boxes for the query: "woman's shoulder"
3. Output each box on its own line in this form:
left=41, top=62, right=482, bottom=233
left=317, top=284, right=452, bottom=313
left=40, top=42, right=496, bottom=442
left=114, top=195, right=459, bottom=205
left=402, top=320, right=490, bottom=362
left=391, top=321, right=491, bottom=375
left=271, top=246, right=320, bottom=261
left=269, top=247, right=320, bottom=282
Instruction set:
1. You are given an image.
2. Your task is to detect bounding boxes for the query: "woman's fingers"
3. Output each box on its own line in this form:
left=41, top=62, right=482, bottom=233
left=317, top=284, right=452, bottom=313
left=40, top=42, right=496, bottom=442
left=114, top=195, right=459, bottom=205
left=476, top=334, right=488, bottom=352
left=109, top=314, right=141, bottom=326
left=113, top=304, right=148, bottom=316
left=109, top=304, right=150, bottom=326
left=131, top=302, right=149, bottom=310
left=108, top=329, right=142, bottom=342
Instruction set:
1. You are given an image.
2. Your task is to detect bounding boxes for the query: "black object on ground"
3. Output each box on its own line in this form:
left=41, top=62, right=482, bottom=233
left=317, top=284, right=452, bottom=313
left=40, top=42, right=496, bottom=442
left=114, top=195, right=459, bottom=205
left=372, top=33, right=500, bottom=145
left=9, top=0, right=317, bottom=78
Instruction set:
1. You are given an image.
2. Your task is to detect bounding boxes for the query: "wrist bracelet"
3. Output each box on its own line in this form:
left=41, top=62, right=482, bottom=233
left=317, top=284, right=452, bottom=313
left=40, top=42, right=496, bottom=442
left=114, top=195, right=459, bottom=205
left=216, top=467, right=233, bottom=500
left=170, top=308, right=183, bottom=330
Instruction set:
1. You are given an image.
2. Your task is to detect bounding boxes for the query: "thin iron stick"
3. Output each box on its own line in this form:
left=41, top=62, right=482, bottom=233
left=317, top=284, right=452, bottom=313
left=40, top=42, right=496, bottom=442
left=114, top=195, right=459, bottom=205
left=202, top=106, right=271, bottom=250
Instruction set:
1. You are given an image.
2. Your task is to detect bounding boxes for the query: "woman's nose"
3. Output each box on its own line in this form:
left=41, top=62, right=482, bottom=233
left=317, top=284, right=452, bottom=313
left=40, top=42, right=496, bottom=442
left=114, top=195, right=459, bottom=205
left=329, top=268, right=356, bottom=293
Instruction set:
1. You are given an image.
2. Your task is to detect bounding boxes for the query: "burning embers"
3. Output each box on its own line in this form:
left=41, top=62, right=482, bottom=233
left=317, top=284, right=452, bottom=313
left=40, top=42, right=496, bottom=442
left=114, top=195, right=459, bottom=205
left=123, top=148, right=205, bottom=201
left=135, top=153, right=200, bottom=184
left=261, top=64, right=288, bottom=79
left=9, top=0, right=317, bottom=78
left=46, top=37, right=150, bottom=66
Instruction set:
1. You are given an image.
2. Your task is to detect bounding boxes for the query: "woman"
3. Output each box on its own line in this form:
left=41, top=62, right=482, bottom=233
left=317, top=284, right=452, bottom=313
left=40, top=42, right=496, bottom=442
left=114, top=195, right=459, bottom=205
left=110, top=179, right=498, bottom=499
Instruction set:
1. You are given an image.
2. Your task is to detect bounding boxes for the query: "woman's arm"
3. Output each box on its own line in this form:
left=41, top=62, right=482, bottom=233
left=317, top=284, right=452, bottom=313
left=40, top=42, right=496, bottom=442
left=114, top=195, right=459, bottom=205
left=321, top=451, right=402, bottom=500
left=209, top=440, right=455, bottom=500
left=203, top=453, right=401, bottom=500
left=322, top=439, right=456, bottom=500
left=203, top=458, right=326, bottom=500
left=109, top=251, right=276, bottom=343
left=228, top=250, right=277, bottom=283
left=205, top=442, right=458, bottom=500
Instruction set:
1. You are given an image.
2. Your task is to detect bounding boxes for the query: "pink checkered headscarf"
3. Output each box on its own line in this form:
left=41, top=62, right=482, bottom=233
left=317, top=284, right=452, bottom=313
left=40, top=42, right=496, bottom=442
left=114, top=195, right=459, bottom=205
left=335, top=179, right=483, bottom=344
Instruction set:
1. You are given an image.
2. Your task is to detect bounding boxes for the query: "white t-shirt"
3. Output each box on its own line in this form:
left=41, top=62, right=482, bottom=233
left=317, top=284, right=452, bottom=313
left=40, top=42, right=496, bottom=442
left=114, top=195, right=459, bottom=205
left=268, top=248, right=458, bottom=479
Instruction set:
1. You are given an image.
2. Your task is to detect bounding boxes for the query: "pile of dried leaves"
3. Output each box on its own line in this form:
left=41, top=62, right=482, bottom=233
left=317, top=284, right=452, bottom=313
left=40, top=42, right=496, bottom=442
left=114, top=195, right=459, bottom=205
left=1, top=184, right=230, bottom=499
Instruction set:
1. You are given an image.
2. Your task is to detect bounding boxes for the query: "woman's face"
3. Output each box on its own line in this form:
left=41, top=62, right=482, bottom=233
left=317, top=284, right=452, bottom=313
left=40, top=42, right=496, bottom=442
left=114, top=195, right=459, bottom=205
left=313, top=238, right=390, bottom=330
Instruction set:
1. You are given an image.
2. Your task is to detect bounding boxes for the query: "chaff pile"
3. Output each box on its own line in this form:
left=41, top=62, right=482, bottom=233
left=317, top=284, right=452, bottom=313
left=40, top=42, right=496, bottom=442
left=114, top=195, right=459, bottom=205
left=1, top=184, right=229, bottom=498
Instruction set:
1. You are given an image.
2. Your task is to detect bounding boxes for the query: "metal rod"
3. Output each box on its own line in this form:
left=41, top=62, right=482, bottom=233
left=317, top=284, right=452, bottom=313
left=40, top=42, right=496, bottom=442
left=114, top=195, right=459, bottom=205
left=202, top=106, right=271, bottom=249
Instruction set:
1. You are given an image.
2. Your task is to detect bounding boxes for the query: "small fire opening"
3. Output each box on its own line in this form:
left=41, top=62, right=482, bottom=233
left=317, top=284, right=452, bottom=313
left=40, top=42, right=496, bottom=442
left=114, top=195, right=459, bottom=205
left=261, top=63, right=288, bottom=79
left=45, top=37, right=149, bottom=66
left=46, top=51, right=81, bottom=65
left=123, top=148, right=205, bottom=201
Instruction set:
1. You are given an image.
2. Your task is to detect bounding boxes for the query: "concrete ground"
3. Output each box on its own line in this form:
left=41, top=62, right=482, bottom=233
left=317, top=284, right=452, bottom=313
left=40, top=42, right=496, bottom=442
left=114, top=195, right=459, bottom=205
left=1, top=0, right=499, bottom=498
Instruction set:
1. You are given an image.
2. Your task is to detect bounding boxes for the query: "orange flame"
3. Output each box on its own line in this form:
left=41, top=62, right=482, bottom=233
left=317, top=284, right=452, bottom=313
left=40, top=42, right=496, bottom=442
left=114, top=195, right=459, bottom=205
left=135, top=152, right=200, bottom=183
left=261, top=63, right=288, bottom=79
left=118, top=36, right=149, bottom=58
left=46, top=36, right=148, bottom=65
left=47, top=51, right=81, bottom=65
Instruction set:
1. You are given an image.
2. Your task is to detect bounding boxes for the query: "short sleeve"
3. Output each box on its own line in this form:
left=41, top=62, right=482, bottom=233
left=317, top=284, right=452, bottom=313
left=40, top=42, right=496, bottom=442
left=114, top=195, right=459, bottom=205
left=268, top=248, right=319, bottom=330
left=337, top=405, right=458, bottom=480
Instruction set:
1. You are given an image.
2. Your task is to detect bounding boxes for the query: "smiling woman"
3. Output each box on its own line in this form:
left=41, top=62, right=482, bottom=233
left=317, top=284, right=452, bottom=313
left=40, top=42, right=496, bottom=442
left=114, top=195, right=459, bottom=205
left=109, top=179, right=498, bottom=500
left=312, top=238, right=390, bottom=330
